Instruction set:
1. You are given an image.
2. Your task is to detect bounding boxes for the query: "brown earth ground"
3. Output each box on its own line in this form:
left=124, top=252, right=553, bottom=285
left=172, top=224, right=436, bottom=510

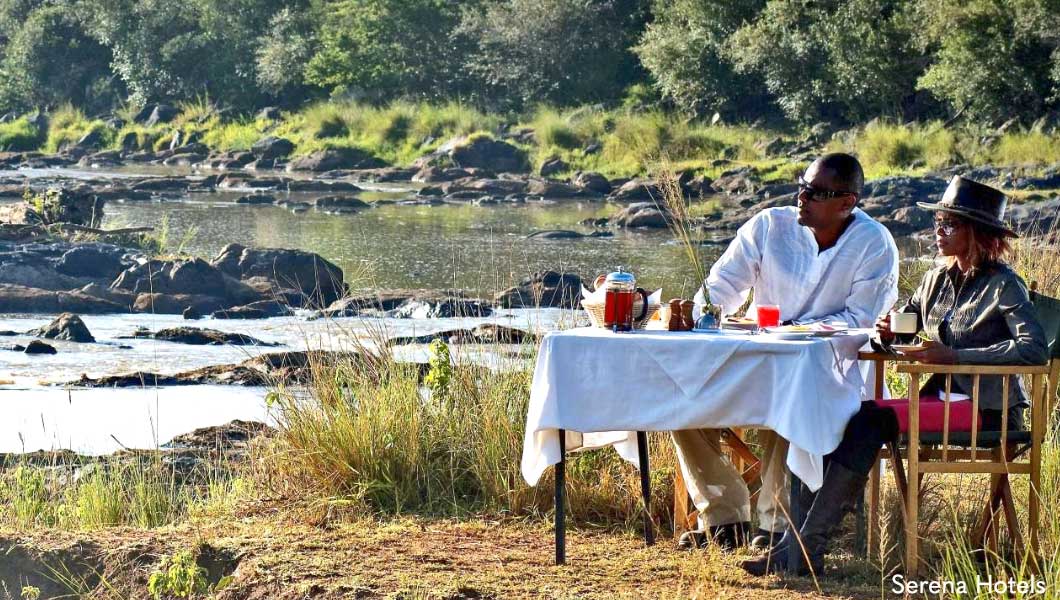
left=0, top=512, right=888, bottom=599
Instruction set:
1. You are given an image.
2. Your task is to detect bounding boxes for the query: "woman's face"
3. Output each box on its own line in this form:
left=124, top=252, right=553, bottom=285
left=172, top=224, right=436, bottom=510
left=934, top=211, right=970, bottom=258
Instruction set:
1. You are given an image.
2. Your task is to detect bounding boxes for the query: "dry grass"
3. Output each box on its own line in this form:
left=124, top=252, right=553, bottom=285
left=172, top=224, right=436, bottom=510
left=0, top=512, right=883, bottom=599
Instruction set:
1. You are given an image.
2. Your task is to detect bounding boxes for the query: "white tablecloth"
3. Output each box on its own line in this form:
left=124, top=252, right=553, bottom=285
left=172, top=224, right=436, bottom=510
left=521, top=327, right=874, bottom=491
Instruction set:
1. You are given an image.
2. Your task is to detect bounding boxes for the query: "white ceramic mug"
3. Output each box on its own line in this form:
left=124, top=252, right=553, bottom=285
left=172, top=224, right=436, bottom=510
left=890, top=311, right=918, bottom=335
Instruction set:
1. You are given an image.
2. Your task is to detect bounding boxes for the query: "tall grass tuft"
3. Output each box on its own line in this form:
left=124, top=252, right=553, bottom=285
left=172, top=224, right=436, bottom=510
left=43, top=104, right=112, bottom=153
left=991, top=132, right=1060, bottom=168
left=0, top=117, right=44, bottom=151
left=274, top=100, right=499, bottom=165
left=830, top=120, right=963, bottom=179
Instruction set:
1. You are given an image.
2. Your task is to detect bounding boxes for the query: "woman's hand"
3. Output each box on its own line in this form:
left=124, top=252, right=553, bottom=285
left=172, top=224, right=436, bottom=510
left=903, top=340, right=958, bottom=364
left=875, top=314, right=894, bottom=342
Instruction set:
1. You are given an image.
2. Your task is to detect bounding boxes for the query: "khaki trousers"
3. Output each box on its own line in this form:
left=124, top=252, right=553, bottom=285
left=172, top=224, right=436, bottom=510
left=671, top=428, right=791, bottom=532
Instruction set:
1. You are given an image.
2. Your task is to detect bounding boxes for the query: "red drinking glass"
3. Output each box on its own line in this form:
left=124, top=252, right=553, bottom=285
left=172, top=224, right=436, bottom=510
left=756, top=304, right=781, bottom=328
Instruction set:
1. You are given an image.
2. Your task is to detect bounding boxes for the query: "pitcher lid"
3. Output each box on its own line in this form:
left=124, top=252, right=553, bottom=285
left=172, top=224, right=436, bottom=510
left=605, top=268, right=635, bottom=285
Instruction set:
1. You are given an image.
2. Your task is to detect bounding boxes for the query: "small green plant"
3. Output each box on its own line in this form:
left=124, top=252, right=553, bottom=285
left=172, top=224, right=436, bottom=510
left=19, top=586, right=40, bottom=600
left=147, top=550, right=208, bottom=599
left=424, top=339, right=453, bottom=403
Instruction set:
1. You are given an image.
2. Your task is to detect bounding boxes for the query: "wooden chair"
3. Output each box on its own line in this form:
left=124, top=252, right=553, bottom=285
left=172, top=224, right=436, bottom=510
left=673, top=428, right=763, bottom=535
left=862, top=290, right=1060, bottom=576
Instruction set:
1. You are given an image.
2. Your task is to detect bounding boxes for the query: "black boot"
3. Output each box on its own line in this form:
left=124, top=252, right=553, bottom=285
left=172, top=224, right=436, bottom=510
left=752, top=475, right=816, bottom=551
left=741, top=462, right=867, bottom=576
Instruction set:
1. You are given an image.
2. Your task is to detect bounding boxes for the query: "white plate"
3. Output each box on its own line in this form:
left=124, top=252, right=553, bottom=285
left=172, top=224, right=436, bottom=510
left=691, top=327, right=749, bottom=334
left=766, top=331, right=819, bottom=340
left=812, top=329, right=843, bottom=337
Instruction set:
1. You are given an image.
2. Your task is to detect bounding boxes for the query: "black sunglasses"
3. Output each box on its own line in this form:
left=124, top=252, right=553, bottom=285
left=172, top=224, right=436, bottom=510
left=797, top=176, right=855, bottom=202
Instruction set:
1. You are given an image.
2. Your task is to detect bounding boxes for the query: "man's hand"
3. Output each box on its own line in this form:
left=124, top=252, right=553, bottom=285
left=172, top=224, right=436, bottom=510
left=902, top=340, right=958, bottom=364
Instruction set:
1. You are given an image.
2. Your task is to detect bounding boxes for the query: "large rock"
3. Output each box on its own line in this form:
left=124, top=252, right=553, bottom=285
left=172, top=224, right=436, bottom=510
left=526, top=179, right=586, bottom=198
left=24, top=340, right=56, bottom=355
left=251, top=136, right=294, bottom=160
left=389, top=297, right=493, bottom=319
left=413, top=166, right=472, bottom=183
left=32, top=313, right=95, bottom=343
left=286, top=148, right=386, bottom=172
left=123, top=326, right=278, bottom=346
left=75, top=129, right=104, bottom=150
left=444, top=136, right=529, bottom=173
left=0, top=261, right=92, bottom=291
left=211, top=300, right=293, bottom=319
left=79, top=283, right=136, bottom=308
left=572, top=171, right=612, bottom=195
left=443, top=178, right=528, bottom=197
left=539, top=157, right=569, bottom=177
left=55, top=245, right=128, bottom=279
left=111, top=258, right=229, bottom=297
left=495, top=271, right=583, bottom=308
left=210, top=244, right=345, bottom=307
left=611, top=202, right=670, bottom=229
left=286, top=179, right=362, bottom=192
left=141, top=104, right=179, bottom=127
left=0, top=284, right=126, bottom=314
left=711, top=168, right=759, bottom=195
left=608, top=178, right=663, bottom=202
left=132, top=293, right=228, bottom=315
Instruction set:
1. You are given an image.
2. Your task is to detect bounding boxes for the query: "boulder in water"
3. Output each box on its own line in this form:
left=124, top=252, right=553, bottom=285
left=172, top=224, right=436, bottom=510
left=32, top=313, right=95, bottom=343
left=24, top=340, right=56, bottom=354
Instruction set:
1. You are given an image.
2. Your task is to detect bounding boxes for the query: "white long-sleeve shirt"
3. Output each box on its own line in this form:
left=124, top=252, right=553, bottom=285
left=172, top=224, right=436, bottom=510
left=696, top=206, right=899, bottom=328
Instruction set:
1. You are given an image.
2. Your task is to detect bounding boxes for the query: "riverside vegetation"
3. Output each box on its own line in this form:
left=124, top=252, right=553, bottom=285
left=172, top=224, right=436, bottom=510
left=4, top=101, right=1060, bottom=183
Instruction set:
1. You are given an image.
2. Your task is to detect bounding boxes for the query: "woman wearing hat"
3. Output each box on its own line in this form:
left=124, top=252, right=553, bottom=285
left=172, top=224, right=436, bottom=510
left=741, top=175, right=1048, bottom=577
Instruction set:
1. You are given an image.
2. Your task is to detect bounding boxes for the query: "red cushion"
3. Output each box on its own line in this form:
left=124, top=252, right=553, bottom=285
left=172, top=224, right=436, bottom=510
left=873, top=397, right=982, bottom=434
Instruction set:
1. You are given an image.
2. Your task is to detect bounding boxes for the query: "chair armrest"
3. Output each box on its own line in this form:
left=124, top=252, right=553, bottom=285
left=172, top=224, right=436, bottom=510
left=858, top=351, right=921, bottom=362
left=895, top=363, right=1051, bottom=375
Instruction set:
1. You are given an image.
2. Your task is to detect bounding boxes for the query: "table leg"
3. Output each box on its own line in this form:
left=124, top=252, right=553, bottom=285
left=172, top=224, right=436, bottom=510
left=787, top=470, right=802, bottom=575
left=636, top=431, right=655, bottom=547
left=556, top=428, right=566, bottom=565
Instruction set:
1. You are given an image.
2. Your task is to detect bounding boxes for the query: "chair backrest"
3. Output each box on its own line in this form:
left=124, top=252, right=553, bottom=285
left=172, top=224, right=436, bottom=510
left=1031, top=291, right=1060, bottom=360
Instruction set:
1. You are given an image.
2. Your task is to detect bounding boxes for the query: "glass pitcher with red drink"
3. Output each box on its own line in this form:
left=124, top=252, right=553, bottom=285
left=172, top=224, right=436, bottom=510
left=602, top=268, right=649, bottom=332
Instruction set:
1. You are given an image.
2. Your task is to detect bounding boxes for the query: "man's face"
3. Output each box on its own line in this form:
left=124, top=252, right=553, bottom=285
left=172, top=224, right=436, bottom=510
left=796, top=161, right=857, bottom=229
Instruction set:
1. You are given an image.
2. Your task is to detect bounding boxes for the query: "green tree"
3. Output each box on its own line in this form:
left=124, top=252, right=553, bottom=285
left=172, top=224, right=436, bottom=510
left=727, top=0, right=923, bottom=123
left=913, top=0, right=1056, bottom=123
left=0, top=1, right=119, bottom=114
left=458, top=0, right=649, bottom=110
left=635, top=0, right=767, bottom=117
left=255, top=6, right=318, bottom=102
left=82, top=0, right=297, bottom=109
left=305, top=0, right=472, bottom=102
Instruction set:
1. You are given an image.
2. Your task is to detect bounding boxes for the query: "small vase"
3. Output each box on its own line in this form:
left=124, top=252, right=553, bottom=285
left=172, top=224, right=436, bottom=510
left=695, top=313, right=719, bottom=330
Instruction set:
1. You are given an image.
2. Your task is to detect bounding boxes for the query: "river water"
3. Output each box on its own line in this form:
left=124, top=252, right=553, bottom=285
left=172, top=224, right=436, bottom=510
left=1, top=166, right=730, bottom=454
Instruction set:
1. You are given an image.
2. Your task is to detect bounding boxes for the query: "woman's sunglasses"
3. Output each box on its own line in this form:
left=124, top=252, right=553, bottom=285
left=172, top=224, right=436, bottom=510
left=797, top=176, right=854, bottom=202
left=934, top=218, right=964, bottom=236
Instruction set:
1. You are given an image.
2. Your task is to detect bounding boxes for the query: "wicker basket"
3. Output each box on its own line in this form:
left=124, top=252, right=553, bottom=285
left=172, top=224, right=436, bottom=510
left=581, top=298, right=661, bottom=330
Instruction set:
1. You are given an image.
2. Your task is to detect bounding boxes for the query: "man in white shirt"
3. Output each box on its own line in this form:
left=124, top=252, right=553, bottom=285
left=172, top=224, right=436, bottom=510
left=674, top=153, right=900, bottom=551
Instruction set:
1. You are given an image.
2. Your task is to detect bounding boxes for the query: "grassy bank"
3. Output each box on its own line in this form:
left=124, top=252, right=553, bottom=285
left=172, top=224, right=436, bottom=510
left=4, top=101, right=1060, bottom=180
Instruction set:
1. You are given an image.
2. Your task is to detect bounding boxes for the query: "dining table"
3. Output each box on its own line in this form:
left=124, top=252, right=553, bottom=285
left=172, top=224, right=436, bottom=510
left=520, top=325, right=874, bottom=569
